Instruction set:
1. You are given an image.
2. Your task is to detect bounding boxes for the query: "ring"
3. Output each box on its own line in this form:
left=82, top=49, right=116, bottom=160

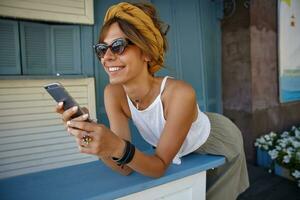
left=82, top=135, right=92, bottom=145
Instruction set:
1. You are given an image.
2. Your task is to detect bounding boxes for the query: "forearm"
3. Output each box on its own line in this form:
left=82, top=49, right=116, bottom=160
left=127, top=149, right=168, bottom=178
left=100, top=156, right=133, bottom=176
left=100, top=145, right=167, bottom=178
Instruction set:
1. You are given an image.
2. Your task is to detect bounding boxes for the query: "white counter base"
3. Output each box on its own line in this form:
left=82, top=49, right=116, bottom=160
left=118, top=172, right=206, bottom=200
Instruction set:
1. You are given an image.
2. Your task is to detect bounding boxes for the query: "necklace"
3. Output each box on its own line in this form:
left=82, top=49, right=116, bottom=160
left=133, top=77, right=154, bottom=110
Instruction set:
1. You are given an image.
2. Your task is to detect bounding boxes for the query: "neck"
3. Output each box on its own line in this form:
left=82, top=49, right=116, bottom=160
left=123, top=74, right=155, bottom=109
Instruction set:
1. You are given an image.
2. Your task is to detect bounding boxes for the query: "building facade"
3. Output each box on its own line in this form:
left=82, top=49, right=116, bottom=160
left=0, top=0, right=299, bottom=179
left=0, top=0, right=222, bottom=178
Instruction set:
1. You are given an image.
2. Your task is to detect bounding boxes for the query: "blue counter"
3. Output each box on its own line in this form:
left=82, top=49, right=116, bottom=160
left=0, top=153, right=225, bottom=200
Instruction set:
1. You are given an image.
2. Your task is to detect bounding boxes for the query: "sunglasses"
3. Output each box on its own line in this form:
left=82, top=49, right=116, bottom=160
left=93, top=38, right=133, bottom=58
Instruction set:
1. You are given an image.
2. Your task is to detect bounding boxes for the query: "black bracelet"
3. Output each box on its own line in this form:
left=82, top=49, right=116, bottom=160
left=112, top=140, right=135, bottom=167
left=114, top=140, right=130, bottom=164
left=123, top=141, right=135, bottom=165
left=112, top=140, right=128, bottom=163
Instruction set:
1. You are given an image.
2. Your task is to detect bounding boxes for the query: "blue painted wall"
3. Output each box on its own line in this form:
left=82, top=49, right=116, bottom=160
left=93, top=0, right=223, bottom=150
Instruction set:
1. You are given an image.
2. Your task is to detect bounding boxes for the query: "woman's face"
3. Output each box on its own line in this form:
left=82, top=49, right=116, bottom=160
left=100, top=22, right=148, bottom=85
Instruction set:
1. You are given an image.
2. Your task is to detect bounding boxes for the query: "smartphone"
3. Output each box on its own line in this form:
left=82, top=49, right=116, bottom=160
left=44, top=82, right=89, bottom=120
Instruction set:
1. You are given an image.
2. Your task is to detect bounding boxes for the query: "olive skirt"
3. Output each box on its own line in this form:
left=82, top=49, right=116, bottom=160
left=195, top=112, right=249, bottom=200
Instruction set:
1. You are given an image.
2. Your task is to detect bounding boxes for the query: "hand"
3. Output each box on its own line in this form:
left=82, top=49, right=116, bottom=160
left=55, top=102, right=90, bottom=126
left=66, top=120, right=124, bottom=158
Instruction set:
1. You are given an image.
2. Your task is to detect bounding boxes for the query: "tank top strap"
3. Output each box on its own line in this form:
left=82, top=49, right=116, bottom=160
left=159, top=76, right=172, bottom=95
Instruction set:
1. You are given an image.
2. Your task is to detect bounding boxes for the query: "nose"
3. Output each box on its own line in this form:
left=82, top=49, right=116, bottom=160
left=102, top=48, right=116, bottom=61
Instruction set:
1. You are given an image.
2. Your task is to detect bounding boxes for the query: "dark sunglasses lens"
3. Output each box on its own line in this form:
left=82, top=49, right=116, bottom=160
left=94, top=39, right=129, bottom=58
left=111, top=39, right=126, bottom=54
left=96, top=44, right=108, bottom=58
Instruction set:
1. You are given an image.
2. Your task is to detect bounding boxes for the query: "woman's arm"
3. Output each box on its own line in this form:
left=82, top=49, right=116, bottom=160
left=125, top=80, right=198, bottom=177
left=104, top=80, right=197, bottom=177
left=101, top=84, right=133, bottom=175
left=67, top=80, right=197, bottom=178
left=58, top=84, right=133, bottom=176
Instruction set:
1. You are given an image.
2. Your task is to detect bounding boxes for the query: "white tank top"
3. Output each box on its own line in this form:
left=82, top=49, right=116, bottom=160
left=126, top=76, right=211, bottom=164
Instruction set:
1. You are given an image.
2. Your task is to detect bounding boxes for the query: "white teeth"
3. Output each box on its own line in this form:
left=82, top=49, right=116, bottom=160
left=108, top=67, right=122, bottom=72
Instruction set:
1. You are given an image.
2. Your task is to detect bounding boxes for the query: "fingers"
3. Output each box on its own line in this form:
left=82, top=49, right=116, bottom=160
left=57, top=102, right=89, bottom=124
left=81, top=107, right=89, bottom=115
left=67, top=120, right=98, bottom=132
left=55, top=102, right=64, bottom=114
left=79, top=107, right=94, bottom=122
left=67, top=122, right=108, bottom=156
left=77, top=143, right=90, bottom=154
left=68, top=127, right=85, bottom=137
left=69, top=128, right=93, bottom=153
left=68, top=127, right=91, bottom=145
left=62, top=106, right=79, bottom=122
left=72, top=113, right=89, bottom=122
left=75, top=134, right=91, bottom=153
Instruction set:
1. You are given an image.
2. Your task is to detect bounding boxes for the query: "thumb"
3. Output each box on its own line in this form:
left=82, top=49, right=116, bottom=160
left=81, top=107, right=89, bottom=114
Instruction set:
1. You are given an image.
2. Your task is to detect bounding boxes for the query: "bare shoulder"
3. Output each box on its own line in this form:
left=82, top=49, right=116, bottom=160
left=104, top=84, right=126, bottom=108
left=162, top=78, right=197, bottom=118
left=104, top=83, right=130, bottom=117
left=163, top=78, right=196, bottom=100
left=104, top=83, right=126, bottom=98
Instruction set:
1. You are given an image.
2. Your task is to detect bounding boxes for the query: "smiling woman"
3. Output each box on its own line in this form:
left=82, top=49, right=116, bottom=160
left=55, top=2, right=249, bottom=200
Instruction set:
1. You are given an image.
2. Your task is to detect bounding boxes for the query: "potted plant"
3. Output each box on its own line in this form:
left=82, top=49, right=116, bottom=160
left=268, top=126, right=300, bottom=187
left=254, top=131, right=278, bottom=169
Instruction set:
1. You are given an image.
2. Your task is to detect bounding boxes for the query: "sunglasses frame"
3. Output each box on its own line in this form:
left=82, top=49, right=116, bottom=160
left=93, top=38, right=133, bottom=59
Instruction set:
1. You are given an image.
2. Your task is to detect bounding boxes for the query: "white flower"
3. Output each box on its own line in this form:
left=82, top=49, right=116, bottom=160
left=255, top=134, right=276, bottom=150
left=292, top=140, right=300, bottom=148
left=260, top=137, right=266, bottom=143
left=279, top=141, right=287, bottom=148
left=292, top=170, right=300, bottom=179
left=263, top=145, right=269, bottom=150
left=282, top=131, right=290, bottom=138
left=270, top=132, right=277, bottom=138
left=276, top=146, right=282, bottom=151
left=268, top=149, right=278, bottom=159
left=264, top=135, right=271, bottom=141
left=286, top=147, right=294, bottom=154
left=295, top=129, right=300, bottom=139
left=283, top=155, right=291, bottom=163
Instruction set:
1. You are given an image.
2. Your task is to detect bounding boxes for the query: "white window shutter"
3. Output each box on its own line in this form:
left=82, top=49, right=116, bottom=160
left=0, top=0, right=94, bottom=25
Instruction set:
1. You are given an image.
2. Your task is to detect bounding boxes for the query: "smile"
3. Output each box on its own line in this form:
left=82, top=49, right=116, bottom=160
left=108, top=66, right=123, bottom=72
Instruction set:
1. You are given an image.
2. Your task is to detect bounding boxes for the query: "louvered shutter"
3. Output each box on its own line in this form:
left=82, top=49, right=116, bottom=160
left=0, top=0, right=94, bottom=25
left=0, top=78, right=97, bottom=179
left=52, top=25, right=81, bottom=74
left=0, top=19, right=21, bottom=75
left=20, top=22, right=52, bottom=75
left=20, top=22, right=82, bottom=75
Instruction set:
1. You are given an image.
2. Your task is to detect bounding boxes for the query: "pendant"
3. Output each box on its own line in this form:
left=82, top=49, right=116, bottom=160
left=134, top=100, right=140, bottom=110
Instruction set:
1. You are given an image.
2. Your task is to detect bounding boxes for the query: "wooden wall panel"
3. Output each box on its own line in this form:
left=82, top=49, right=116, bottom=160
left=0, top=0, right=94, bottom=25
left=0, top=78, right=97, bottom=179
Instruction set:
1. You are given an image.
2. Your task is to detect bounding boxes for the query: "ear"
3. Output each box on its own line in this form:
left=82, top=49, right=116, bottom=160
left=144, top=54, right=151, bottom=62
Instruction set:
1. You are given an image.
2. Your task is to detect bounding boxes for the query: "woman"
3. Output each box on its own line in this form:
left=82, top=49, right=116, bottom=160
left=57, top=2, right=249, bottom=199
